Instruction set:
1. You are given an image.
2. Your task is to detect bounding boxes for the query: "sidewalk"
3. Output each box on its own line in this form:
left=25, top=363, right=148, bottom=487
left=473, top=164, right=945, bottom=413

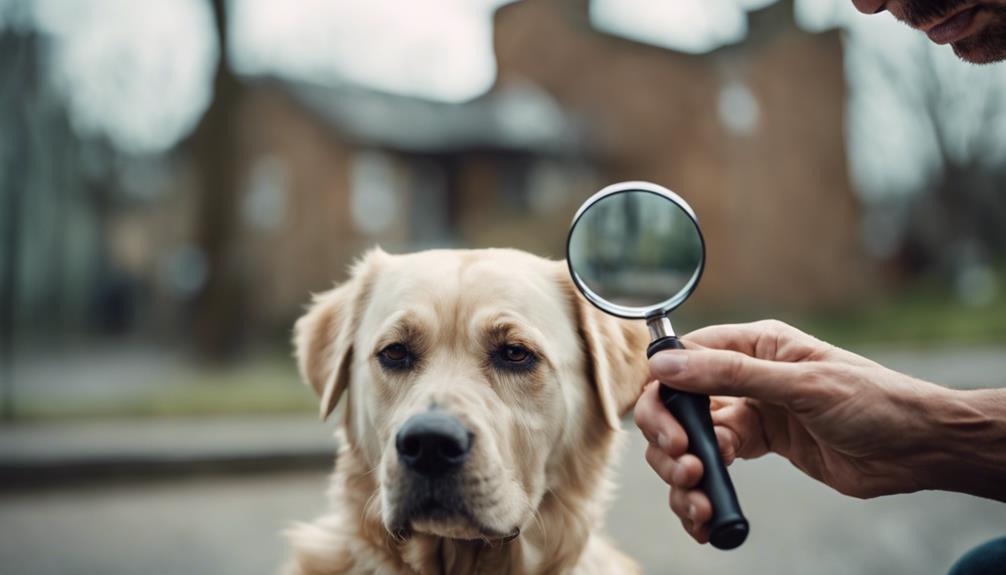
left=0, top=415, right=337, bottom=488
left=862, top=343, right=1006, bottom=390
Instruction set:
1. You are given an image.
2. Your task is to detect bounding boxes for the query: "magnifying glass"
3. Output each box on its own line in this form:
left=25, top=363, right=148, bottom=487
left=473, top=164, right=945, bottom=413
left=566, top=181, right=749, bottom=550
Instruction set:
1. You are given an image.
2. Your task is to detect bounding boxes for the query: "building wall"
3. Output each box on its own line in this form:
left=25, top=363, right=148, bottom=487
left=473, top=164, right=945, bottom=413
left=236, top=86, right=600, bottom=326
left=235, top=86, right=407, bottom=327
left=493, top=0, right=868, bottom=309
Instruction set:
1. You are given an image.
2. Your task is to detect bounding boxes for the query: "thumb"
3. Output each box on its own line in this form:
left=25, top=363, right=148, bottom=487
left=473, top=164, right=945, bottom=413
left=650, top=349, right=798, bottom=405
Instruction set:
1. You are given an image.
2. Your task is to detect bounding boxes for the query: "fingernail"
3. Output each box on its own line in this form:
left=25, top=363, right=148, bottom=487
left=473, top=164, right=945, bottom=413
left=688, top=504, right=697, bottom=520
left=652, top=352, right=688, bottom=378
left=657, top=433, right=669, bottom=451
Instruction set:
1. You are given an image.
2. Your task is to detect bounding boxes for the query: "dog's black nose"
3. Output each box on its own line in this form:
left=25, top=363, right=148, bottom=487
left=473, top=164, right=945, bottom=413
left=396, top=412, right=471, bottom=476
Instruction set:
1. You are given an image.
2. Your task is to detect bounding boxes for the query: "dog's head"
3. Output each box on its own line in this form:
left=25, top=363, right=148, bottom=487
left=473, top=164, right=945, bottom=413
left=294, top=248, right=648, bottom=541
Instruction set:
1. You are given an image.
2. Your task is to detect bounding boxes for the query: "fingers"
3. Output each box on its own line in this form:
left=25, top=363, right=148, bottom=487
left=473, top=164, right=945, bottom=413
left=683, top=320, right=879, bottom=368
left=652, top=449, right=711, bottom=543
left=650, top=348, right=799, bottom=405
left=710, top=398, right=771, bottom=460
left=634, top=382, right=688, bottom=457
left=638, top=381, right=748, bottom=468
left=645, top=445, right=704, bottom=488
left=682, top=320, right=815, bottom=359
left=670, top=486, right=713, bottom=543
left=636, top=378, right=760, bottom=545
left=709, top=396, right=731, bottom=411
left=713, top=425, right=738, bottom=465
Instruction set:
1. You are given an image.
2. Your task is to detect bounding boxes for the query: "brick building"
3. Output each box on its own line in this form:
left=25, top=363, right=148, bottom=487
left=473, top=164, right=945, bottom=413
left=492, top=0, right=866, bottom=308
left=98, top=0, right=868, bottom=335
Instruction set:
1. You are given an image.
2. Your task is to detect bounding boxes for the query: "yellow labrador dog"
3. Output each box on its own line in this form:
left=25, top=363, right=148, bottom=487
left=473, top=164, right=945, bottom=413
left=284, top=248, right=650, bottom=575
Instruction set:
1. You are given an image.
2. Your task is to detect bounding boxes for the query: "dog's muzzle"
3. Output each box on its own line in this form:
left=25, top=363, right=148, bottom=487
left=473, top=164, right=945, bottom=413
left=396, top=411, right=471, bottom=476
left=389, top=411, right=523, bottom=542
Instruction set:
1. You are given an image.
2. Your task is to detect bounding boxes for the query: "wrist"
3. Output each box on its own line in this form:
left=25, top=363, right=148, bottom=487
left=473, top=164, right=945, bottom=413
left=918, top=386, right=1006, bottom=501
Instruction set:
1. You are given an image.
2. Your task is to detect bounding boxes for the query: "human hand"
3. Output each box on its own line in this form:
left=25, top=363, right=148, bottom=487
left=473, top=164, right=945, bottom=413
left=634, top=320, right=962, bottom=544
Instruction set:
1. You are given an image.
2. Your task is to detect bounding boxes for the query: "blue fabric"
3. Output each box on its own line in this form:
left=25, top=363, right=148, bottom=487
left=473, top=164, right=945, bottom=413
left=948, top=537, right=1006, bottom=575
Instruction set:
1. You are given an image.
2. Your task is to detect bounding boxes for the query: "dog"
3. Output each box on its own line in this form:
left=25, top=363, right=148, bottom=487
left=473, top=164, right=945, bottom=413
left=283, top=247, right=651, bottom=575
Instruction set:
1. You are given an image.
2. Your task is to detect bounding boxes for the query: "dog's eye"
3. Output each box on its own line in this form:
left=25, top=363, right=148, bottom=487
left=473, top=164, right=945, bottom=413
left=493, top=344, right=537, bottom=371
left=502, top=345, right=530, bottom=363
left=381, top=344, right=409, bottom=361
left=378, top=343, right=414, bottom=370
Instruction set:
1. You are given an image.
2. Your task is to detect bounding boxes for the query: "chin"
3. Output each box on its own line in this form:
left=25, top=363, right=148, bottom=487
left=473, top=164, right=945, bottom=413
left=389, top=506, right=522, bottom=542
left=410, top=516, right=490, bottom=540
left=951, top=14, right=1006, bottom=64
left=952, top=43, right=1006, bottom=63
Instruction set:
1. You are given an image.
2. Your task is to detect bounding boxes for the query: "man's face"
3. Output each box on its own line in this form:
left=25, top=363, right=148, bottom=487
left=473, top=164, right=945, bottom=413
left=852, top=0, right=1006, bottom=63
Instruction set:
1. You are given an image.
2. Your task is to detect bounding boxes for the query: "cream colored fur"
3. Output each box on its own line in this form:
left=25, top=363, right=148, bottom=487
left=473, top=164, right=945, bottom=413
left=284, top=248, right=650, bottom=575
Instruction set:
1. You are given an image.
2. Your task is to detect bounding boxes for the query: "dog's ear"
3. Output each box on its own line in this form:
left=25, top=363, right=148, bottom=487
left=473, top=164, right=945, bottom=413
left=294, top=248, right=385, bottom=420
left=563, top=272, right=651, bottom=430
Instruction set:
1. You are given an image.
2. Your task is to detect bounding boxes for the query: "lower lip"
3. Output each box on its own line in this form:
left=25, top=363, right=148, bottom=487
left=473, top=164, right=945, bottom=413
left=927, top=6, right=979, bottom=45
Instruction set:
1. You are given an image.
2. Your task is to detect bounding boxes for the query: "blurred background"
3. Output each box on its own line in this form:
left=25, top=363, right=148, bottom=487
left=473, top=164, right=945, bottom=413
left=1, top=0, right=1005, bottom=573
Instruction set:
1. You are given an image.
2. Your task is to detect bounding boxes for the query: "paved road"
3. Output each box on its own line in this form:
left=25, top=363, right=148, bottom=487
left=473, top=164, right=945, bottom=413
left=3, top=425, right=1005, bottom=575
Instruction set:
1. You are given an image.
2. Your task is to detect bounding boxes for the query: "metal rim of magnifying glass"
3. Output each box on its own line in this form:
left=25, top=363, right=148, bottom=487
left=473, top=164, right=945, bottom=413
left=565, top=181, right=706, bottom=321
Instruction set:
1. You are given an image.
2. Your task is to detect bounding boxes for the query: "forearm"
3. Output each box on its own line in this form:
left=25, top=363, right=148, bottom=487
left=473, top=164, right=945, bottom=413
left=921, top=387, right=1006, bottom=501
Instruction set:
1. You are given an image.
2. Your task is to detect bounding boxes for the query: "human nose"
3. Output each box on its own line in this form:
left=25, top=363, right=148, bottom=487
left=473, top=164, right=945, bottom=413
left=851, top=0, right=887, bottom=14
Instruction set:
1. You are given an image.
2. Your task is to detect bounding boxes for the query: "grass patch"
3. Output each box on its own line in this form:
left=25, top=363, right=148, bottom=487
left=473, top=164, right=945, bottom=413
left=14, top=356, right=317, bottom=421
left=676, top=279, right=1006, bottom=348
left=794, top=290, right=1006, bottom=348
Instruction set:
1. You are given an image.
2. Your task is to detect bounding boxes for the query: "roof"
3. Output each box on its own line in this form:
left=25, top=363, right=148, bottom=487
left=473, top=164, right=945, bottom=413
left=271, top=77, right=586, bottom=155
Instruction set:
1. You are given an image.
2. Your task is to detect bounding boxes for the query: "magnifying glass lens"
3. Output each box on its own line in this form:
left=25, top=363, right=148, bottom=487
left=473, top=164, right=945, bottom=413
left=567, top=188, right=704, bottom=318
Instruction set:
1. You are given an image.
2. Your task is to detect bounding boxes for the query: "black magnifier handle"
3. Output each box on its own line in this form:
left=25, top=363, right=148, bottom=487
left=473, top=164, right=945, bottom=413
left=647, top=335, right=749, bottom=550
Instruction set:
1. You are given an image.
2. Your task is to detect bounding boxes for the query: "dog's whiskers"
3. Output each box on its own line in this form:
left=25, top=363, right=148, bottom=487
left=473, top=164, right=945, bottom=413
left=544, top=485, right=584, bottom=547
left=361, top=488, right=383, bottom=530
left=529, top=502, right=548, bottom=548
left=545, top=487, right=577, bottom=519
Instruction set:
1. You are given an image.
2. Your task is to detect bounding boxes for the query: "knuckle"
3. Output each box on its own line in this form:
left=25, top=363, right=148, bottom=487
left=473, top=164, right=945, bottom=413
left=670, top=489, right=689, bottom=516
left=687, top=465, right=704, bottom=486
left=724, top=352, right=748, bottom=387
left=668, top=489, right=680, bottom=511
left=644, top=444, right=663, bottom=468
left=639, top=429, right=657, bottom=446
left=647, top=447, right=677, bottom=485
left=755, top=319, right=801, bottom=350
left=667, top=429, right=687, bottom=456
left=719, top=440, right=737, bottom=464
left=633, top=403, right=650, bottom=430
left=800, top=362, right=830, bottom=386
left=804, top=362, right=852, bottom=392
left=754, top=319, right=787, bottom=333
left=678, top=456, right=702, bottom=487
left=769, top=319, right=798, bottom=336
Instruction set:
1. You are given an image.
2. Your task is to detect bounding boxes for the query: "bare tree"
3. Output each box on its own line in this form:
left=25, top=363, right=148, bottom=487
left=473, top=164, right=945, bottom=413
left=0, top=22, right=33, bottom=420
left=867, top=38, right=1006, bottom=278
left=189, top=0, right=247, bottom=360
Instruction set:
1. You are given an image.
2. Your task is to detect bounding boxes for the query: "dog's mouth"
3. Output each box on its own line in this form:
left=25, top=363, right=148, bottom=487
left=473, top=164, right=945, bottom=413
left=387, top=477, right=521, bottom=542
left=391, top=505, right=521, bottom=543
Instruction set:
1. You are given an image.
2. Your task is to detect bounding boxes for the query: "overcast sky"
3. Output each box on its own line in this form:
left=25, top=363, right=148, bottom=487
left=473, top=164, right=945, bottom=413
left=4, top=0, right=1005, bottom=200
